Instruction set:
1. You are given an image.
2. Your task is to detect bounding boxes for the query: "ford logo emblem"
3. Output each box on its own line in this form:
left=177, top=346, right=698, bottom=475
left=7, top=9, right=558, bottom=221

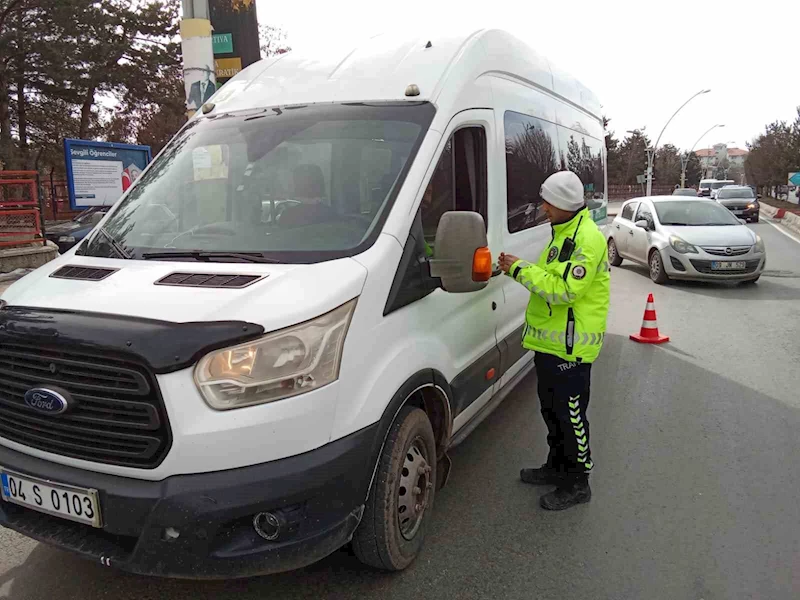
left=23, top=387, right=73, bottom=415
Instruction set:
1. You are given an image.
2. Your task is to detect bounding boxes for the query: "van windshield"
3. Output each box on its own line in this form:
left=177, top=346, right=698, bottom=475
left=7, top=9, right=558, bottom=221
left=80, top=103, right=435, bottom=263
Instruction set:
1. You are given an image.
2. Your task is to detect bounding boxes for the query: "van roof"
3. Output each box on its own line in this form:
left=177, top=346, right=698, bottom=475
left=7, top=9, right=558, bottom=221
left=207, top=29, right=602, bottom=120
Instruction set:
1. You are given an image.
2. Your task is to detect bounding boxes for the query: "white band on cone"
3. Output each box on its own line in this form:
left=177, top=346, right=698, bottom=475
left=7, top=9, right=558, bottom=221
left=641, top=320, right=658, bottom=328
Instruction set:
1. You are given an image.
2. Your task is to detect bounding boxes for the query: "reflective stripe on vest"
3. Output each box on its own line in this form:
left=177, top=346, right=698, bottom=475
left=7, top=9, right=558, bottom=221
left=528, top=327, right=605, bottom=345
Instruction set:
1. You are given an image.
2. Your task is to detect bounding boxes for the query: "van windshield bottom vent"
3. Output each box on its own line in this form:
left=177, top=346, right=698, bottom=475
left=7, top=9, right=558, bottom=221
left=155, top=272, right=264, bottom=289
left=50, top=266, right=117, bottom=281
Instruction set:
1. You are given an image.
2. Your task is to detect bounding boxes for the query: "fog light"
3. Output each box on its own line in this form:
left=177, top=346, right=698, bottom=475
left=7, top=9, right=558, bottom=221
left=670, top=256, right=686, bottom=272
left=253, top=511, right=283, bottom=541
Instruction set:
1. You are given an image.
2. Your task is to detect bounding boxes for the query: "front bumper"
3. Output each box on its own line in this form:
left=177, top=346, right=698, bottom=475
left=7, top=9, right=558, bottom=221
left=724, top=207, right=759, bottom=220
left=0, top=423, right=378, bottom=579
left=662, top=248, right=765, bottom=281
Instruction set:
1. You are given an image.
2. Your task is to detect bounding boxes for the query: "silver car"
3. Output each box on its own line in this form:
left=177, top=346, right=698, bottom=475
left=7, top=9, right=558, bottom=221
left=606, top=196, right=766, bottom=284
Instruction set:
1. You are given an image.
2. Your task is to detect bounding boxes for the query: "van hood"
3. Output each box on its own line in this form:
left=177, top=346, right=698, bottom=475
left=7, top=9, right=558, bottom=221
left=0, top=254, right=368, bottom=333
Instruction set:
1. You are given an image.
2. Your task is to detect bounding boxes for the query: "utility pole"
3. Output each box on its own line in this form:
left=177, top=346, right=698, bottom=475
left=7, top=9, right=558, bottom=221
left=181, top=0, right=215, bottom=117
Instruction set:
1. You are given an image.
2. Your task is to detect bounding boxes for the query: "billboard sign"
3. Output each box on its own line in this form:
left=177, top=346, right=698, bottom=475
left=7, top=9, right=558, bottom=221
left=212, top=32, right=233, bottom=54
left=63, top=139, right=152, bottom=210
left=215, top=57, right=243, bottom=79
left=210, top=0, right=259, bottom=88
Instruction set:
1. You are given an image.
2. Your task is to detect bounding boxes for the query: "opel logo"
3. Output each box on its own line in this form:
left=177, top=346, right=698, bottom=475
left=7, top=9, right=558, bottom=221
left=23, top=387, right=73, bottom=415
left=725, top=247, right=732, bottom=255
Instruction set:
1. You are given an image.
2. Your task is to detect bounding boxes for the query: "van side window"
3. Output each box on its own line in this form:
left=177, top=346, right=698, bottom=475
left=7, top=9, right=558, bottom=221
left=504, top=111, right=560, bottom=232
left=557, top=130, right=605, bottom=211
left=621, top=202, right=636, bottom=221
left=420, top=127, right=487, bottom=247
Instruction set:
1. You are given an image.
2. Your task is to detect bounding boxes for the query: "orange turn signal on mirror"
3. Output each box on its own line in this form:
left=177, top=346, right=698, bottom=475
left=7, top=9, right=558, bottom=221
left=472, top=247, right=492, bottom=282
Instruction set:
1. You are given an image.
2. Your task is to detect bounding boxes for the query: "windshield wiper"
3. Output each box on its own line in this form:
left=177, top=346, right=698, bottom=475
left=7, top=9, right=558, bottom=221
left=141, top=251, right=281, bottom=264
left=95, top=227, right=131, bottom=259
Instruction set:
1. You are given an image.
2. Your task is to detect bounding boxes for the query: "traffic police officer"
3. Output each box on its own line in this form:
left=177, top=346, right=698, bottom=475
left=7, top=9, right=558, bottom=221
left=498, top=171, right=610, bottom=511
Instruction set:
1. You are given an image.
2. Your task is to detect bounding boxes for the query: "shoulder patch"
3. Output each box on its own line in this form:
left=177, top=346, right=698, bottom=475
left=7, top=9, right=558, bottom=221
left=572, top=265, right=587, bottom=280
left=547, top=246, right=558, bottom=263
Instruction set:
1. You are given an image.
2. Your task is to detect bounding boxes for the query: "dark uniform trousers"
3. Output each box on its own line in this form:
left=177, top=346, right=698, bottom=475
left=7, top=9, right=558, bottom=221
left=534, top=352, right=594, bottom=481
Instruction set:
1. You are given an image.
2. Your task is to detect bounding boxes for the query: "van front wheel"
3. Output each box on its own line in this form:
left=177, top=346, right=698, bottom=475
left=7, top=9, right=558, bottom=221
left=353, top=406, right=437, bottom=571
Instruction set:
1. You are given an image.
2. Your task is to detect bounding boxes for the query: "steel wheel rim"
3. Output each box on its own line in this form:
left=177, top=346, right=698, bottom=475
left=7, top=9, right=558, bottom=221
left=397, top=436, right=432, bottom=540
left=608, top=239, right=617, bottom=262
left=650, top=252, right=660, bottom=279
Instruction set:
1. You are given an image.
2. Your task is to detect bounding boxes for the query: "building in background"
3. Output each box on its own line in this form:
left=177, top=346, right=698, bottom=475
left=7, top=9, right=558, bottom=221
left=696, top=143, right=749, bottom=182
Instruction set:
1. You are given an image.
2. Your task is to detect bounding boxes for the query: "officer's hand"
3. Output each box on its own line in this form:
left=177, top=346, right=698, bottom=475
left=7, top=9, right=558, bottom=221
left=498, top=253, right=519, bottom=273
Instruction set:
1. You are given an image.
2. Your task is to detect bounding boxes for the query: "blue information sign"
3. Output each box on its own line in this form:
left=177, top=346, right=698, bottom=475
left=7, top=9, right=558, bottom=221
left=63, top=139, right=152, bottom=210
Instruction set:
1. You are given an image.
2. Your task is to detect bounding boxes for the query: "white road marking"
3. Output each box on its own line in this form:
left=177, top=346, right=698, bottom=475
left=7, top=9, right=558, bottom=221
left=765, top=220, right=800, bottom=246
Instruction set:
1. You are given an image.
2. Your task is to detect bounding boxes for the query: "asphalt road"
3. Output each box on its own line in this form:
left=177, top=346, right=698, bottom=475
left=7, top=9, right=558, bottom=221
left=2, top=217, right=800, bottom=599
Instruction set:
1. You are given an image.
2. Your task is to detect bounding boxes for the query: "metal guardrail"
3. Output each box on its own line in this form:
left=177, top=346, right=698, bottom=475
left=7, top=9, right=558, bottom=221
left=0, top=172, right=44, bottom=247
left=0, top=209, right=44, bottom=248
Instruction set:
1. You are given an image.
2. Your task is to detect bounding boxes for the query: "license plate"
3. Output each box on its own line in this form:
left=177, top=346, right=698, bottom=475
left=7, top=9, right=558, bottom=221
left=0, top=469, right=102, bottom=528
left=711, top=261, right=747, bottom=270
left=732, top=210, right=744, bottom=215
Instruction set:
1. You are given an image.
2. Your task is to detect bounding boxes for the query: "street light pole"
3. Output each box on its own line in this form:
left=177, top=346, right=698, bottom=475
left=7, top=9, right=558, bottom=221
left=646, top=89, right=711, bottom=196
left=681, top=123, right=724, bottom=188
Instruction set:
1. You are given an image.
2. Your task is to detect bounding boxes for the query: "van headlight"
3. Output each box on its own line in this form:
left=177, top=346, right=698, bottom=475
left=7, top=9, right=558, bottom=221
left=195, top=299, right=356, bottom=410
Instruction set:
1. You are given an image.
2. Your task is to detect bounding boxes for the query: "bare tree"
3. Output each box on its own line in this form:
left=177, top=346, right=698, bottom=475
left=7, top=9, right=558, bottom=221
left=259, top=24, right=290, bottom=59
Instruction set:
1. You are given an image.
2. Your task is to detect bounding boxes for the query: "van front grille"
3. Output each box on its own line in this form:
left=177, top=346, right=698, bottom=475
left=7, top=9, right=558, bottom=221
left=0, top=343, right=171, bottom=468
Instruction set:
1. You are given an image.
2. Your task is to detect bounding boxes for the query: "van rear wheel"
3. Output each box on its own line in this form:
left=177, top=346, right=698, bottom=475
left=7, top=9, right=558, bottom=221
left=353, top=406, right=437, bottom=571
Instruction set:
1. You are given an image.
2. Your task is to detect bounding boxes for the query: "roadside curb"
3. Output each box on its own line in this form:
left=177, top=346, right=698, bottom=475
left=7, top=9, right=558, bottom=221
left=762, top=205, right=800, bottom=236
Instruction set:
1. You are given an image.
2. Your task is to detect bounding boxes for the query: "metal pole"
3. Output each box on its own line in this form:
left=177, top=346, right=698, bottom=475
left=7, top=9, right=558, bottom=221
left=182, top=0, right=209, bottom=19
left=681, top=123, right=724, bottom=189
left=181, top=0, right=215, bottom=117
left=680, top=154, right=689, bottom=189
left=647, top=89, right=711, bottom=196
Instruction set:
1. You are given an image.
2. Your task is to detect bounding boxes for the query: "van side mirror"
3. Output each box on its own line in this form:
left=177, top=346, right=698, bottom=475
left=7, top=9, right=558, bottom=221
left=90, top=212, right=105, bottom=226
left=428, top=211, right=490, bottom=293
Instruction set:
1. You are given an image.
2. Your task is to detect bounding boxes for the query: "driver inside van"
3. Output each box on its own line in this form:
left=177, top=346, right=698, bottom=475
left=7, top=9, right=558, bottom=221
left=278, top=164, right=336, bottom=228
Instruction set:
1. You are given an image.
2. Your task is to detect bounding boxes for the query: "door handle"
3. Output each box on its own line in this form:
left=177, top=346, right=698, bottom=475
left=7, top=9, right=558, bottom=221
left=615, top=224, right=620, bottom=229
left=629, top=230, right=634, bottom=235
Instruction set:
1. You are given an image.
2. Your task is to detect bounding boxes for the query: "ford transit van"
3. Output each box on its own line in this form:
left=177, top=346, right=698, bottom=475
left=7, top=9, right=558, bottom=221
left=0, top=29, right=606, bottom=578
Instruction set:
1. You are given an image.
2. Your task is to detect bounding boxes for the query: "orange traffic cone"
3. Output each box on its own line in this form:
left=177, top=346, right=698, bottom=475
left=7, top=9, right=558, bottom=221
left=630, top=293, right=670, bottom=344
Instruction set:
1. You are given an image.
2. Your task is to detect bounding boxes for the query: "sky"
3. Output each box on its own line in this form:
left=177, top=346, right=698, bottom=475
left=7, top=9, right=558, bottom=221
left=254, top=0, right=800, bottom=152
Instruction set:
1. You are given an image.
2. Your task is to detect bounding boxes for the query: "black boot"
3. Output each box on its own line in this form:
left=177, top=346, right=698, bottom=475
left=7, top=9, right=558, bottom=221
left=520, top=464, right=563, bottom=485
left=540, top=476, right=591, bottom=510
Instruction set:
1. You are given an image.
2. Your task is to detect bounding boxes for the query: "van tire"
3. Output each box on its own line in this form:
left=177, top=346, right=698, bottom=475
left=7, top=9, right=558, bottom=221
left=353, top=406, right=436, bottom=571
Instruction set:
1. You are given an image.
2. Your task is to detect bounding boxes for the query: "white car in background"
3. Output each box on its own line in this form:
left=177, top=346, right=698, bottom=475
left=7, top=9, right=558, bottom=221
left=710, top=180, right=735, bottom=200
left=606, top=196, right=765, bottom=284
